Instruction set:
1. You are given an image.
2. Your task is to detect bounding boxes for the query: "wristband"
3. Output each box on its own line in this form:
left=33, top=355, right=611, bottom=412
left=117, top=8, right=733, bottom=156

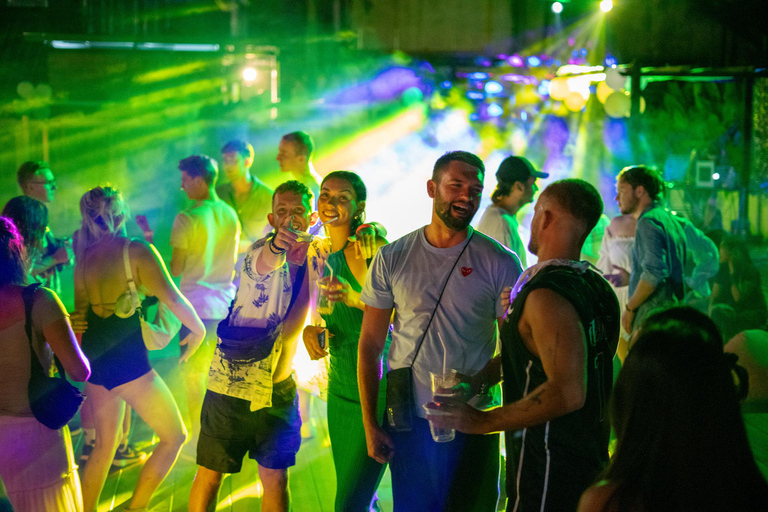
left=268, top=237, right=286, bottom=255
left=355, top=223, right=375, bottom=236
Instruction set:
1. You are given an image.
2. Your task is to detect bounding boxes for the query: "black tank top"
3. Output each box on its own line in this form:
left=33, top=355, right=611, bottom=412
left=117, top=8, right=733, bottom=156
left=500, top=264, right=620, bottom=511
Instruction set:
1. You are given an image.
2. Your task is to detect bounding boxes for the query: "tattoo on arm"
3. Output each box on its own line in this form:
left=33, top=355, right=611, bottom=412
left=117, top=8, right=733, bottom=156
left=526, top=390, right=544, bottom=406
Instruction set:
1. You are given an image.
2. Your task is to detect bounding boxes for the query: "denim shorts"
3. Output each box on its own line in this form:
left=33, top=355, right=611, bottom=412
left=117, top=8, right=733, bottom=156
left=197, top=375, right=302, bottom=472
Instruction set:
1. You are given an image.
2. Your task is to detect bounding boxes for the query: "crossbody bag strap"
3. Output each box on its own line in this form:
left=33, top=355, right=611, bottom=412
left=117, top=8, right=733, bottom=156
left=408, top=230, right=474, bottom=368
left=279, top=261, right=308, bottom=325
left=23, top=283, right=67, bottom=378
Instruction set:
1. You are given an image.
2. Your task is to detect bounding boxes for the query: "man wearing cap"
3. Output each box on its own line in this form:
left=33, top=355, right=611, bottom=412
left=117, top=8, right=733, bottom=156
left=476, top=156, right=548, bottom=268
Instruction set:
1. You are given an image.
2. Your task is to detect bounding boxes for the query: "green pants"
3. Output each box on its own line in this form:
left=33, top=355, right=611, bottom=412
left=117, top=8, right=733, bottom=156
left=327, top=392, right=387, bottom=512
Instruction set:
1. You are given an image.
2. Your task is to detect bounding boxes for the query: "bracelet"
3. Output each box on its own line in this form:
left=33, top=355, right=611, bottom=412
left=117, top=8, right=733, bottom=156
left=626, top=304, right=638, bottom=313
left=355, top=223, right=374, bottom=236
left=268, top=237, right=286, bottom=255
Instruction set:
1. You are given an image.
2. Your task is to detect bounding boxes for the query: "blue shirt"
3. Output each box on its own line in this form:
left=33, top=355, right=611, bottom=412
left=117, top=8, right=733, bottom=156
left=629, top=202, right=687, bottom=302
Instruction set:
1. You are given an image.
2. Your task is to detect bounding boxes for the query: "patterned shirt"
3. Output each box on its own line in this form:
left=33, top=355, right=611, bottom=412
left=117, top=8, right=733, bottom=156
left=207, top=236, right=301, bottom=411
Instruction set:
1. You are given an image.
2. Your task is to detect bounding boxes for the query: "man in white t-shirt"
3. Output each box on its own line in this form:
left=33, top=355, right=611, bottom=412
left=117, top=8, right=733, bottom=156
left=189, top=180, right=315, bottom=512
left=476, top=155, right=548, bottom=268
left=169, top=154, right=240, bottom=438
left=358, top=151, right=523, bottom=511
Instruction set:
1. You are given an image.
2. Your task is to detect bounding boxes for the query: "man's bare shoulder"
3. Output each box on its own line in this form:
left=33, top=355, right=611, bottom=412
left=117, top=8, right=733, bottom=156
left=523, top=286, right=578, bottom=316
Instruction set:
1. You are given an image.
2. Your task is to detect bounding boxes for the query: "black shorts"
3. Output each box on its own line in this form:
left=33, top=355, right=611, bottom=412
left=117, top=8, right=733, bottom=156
left=197, top=376, right=302, bottom=473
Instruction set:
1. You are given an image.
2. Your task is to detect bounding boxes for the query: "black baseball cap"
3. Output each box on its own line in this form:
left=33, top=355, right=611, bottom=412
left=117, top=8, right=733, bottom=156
left=496, top=156, right=548, bottom=184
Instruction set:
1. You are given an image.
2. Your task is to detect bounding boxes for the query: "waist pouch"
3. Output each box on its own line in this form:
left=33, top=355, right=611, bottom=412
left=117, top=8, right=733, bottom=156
left=385, top=367, right=414, bottom=432
left=217, top=322, right=281, bottom=362
left=217, top=257, right=306, bottom=363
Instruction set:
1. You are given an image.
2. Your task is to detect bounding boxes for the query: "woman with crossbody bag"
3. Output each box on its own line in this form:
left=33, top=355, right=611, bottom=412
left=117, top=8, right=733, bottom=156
left=71, top=186, right=205, bottom=512
left=0, top=216, right=91, bottom=511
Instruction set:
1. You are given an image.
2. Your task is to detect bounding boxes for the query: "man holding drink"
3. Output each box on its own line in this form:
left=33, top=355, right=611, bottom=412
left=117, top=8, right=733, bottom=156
left=428, top=180, right=620, bottom=512
left=189, top=181, right=315, bottom=512
left=357, top=151, right=522, bottom=511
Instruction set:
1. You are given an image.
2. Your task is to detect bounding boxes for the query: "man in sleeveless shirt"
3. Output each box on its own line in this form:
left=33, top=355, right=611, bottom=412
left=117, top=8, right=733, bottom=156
left=428, top=179, right=620, bottom=512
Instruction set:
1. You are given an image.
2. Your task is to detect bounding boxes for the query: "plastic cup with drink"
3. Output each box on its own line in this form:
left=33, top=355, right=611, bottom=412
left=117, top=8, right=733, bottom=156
left=424, top=369, right=460, bottom=442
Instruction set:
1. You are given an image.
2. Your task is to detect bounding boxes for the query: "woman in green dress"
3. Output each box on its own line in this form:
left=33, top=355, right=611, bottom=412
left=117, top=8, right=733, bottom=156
left=303, top=171, right=389, bottom=512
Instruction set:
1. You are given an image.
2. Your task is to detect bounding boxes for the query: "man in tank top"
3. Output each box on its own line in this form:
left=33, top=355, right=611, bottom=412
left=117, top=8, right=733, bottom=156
left=427, top=179, right=620, bottom=512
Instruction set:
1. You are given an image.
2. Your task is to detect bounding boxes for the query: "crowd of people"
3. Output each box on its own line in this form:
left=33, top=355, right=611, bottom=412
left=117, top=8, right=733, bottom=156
left=1, top=135, right=767, bottom=512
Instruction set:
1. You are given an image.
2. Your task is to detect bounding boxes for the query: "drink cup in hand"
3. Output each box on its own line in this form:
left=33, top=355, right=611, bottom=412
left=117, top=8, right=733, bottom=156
left=426, top=369, right=460, bottom=442
left=316, top=277, right=339, bottom=316
left=285, top=234, right=312, bottom=265
left=284, top=216, right=313, bottom=265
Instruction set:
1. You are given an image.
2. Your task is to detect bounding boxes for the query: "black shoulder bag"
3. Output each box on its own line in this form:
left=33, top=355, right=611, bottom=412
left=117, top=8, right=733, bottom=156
left=24, top=283, right=85, bottom=430
left=385, top=232, right=473, bottom=432
left=217, top=261, right=307, bottom=362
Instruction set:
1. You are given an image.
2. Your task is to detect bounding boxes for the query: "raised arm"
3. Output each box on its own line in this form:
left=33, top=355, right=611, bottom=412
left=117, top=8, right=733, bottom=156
left=358, top=304, right=395, bottom=463
left=133, top=241, right=205, bottom=362
left=257, top=216, right=298, bottom=275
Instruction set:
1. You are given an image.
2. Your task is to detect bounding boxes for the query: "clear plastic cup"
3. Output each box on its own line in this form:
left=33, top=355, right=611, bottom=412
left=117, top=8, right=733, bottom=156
left=426, top=370, right=459, bottom=442
left=286, top=231, right=313, bottom=265
left=316, top=280, right=335, bottom=316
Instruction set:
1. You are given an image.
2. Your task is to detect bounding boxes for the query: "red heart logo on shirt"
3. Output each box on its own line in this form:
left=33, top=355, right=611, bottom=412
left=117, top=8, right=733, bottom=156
left=460, top=267, right=473, bottom=277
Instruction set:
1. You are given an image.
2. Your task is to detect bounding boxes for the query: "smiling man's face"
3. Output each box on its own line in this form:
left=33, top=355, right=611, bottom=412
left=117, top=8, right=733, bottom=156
left=431, top=160, right=484, bottom=231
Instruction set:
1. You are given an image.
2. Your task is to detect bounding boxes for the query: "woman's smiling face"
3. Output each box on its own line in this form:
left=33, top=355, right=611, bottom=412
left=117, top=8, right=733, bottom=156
left=317, top=176, right=363, bottom=227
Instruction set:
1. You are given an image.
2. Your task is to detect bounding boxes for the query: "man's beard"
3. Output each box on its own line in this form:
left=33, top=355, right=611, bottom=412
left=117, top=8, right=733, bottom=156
left=619, top=202, right=635, bottom=216
left=435, top=194, right=475, bottom=231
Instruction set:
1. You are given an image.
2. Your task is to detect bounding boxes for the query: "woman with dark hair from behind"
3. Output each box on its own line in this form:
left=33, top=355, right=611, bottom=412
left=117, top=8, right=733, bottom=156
left=578, top=306, right=768, bottom=512
left=724, top=325, right=768, bottom=481
left=0, top=216, right=91, bottom=511
left=709, top=235, right=767, bottom=340
left=2, top=195, right=49, bottom=277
